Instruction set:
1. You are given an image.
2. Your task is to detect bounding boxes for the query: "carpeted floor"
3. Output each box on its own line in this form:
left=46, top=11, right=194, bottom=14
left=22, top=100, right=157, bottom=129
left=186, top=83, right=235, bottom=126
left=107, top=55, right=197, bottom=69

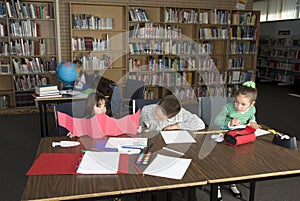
left=0, top=82, right=299, bottom=201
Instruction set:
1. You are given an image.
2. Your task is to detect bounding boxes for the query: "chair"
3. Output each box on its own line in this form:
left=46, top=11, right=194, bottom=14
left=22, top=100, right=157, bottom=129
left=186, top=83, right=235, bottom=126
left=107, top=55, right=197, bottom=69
left=53, top=100, right=86, bottom=136
left=198, top=96, right=235, bottom=127
left=123, top=79, right=146, bottom=100
left=132, top=99, right=161, bottom=113
left=119, top=79, right=146, bottom=115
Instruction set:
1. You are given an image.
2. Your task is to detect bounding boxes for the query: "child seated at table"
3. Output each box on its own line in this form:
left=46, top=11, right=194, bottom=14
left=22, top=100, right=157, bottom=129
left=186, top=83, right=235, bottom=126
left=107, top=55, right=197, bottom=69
left=67, top=91, right=110, bottom=138
left=214, top=81, right=261, bottom=200
left=139, top=94, right=205, bottom=132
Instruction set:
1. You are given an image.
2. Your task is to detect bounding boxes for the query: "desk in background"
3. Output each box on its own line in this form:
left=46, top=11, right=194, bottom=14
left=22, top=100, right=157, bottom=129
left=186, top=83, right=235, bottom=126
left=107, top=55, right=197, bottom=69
left=22, top=135, right=207, bottom=201
left=34, top=93, right=87, bottom=137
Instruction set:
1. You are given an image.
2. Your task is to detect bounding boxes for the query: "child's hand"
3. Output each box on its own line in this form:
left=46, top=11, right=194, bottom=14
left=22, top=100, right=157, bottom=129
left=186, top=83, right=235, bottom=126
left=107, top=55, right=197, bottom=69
left=230, top=118, right=241, bottom=126
left=137, top=126, right=142, bottom=133
left=248, top=121, right=262, bottom=129
left=163, top=124, right=179, bottom=130
left=67, top=132, right=75, bottom=138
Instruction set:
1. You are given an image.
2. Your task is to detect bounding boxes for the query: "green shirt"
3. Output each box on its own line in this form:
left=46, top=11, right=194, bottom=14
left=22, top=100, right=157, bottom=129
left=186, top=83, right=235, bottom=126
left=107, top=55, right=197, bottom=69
left=214, top=102, right=256, bottom=127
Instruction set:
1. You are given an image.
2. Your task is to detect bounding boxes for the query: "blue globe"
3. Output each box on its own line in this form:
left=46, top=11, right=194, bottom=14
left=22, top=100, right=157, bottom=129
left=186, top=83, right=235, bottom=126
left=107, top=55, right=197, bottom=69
left=56, top=62, right=79, bottom=88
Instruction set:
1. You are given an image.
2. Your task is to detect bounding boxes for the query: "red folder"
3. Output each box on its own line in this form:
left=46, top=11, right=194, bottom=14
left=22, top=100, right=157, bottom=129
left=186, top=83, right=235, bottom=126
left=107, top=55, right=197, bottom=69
left=26, top=153, right=129, bottom=175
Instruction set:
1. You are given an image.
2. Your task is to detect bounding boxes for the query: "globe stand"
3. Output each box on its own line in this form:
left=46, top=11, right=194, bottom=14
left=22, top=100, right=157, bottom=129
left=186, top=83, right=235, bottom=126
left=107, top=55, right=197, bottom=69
left=63, top=83, right=74, bottom=90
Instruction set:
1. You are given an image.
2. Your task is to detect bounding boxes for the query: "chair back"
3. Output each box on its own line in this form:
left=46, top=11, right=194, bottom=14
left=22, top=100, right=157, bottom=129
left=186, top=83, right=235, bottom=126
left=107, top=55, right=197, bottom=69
left=198, top=96, right=235, bottom=127
left=123, top=79, right=146, bottom=99
left=53, top=100, right=86, bottom=136
left=132, top=99, right=161, bottom=113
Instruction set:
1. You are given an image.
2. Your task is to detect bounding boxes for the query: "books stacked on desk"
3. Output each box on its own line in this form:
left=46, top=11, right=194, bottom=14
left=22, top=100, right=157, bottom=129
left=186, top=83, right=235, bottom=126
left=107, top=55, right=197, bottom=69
left=33, top=84, right=62, bottom=99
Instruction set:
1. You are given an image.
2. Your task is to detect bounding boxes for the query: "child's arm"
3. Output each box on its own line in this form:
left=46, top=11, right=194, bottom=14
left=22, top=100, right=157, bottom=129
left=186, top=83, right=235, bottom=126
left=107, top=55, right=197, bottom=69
left=177, top=111, right=205, bottom=131
left=214, top=106, right=230, bottom=127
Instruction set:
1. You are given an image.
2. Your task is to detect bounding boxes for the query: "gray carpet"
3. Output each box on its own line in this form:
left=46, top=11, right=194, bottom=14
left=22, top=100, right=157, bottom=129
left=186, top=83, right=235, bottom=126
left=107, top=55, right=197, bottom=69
left=0, top=82, right=299, bottom=201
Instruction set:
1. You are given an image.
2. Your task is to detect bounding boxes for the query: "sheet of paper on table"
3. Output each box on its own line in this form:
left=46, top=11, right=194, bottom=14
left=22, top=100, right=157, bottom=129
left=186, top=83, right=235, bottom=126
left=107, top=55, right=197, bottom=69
left=143, top=154, right=192, bottom=180
left=160, top=130, right=196, bottom=144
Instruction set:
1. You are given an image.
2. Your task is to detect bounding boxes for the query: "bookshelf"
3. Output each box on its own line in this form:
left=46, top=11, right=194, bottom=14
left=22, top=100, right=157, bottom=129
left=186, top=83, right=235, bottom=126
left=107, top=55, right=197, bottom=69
left=257, top=35, right=300, bottom=85
left=0, top=0, right=58, bottom=111
left=70, top=2, right=127, bottom=83
left=69, top=3, right=260, bottom=100
left=127, top=7, right=260, bottom=99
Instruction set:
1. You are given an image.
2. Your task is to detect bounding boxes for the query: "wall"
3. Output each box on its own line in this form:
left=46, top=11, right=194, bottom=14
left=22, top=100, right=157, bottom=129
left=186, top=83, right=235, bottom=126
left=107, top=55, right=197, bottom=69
left=260, top=19, right=300, bottom=36
left=57, top=0, right=254, bottom=62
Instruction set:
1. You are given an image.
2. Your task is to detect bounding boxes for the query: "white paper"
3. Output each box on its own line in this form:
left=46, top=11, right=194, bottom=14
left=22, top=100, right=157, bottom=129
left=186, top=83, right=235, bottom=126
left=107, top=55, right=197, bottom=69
left=105, top=137, right=148, bottom=149
left=77, top=152, right=120, bottom=174
left=143, top=154, right=192, bottom=180
left=160, top=130, right=196, bottom=144
left=255, top=128, right=271, bottom=137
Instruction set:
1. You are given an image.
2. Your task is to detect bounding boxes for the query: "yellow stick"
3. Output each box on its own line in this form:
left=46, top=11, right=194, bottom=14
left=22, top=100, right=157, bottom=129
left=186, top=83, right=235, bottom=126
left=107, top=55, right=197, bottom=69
left=193, top=130, right=228, bottom=135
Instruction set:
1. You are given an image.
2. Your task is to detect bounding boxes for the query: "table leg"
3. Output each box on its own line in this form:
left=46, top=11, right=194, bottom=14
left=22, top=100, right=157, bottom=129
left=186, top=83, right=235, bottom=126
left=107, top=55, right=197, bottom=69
left=38, top=102, right=45, bottom=138
left=43, top=103, right=49, bottom=137
left=210, top=184, right=218, bottom=201
left=188, top=187, right=196, bottom=201
left=249, top=181, right=256, bottom=201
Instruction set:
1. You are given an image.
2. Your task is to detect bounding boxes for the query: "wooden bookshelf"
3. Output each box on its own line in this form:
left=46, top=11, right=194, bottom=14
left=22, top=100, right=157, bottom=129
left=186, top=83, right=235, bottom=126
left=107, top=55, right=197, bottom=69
left=0, top=0, right=58, bottom=113
left=70, top=2, right=127, bottom=83
left=257, top=35, right=300, bottom=85
left=127, top=6, right=260, bottom=99
left=69, top=2, right=260, bottom=100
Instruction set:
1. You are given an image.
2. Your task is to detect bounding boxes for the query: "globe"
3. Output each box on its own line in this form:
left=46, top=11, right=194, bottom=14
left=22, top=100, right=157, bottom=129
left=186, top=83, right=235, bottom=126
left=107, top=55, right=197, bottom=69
left=56, top=62, right=79, bottom=89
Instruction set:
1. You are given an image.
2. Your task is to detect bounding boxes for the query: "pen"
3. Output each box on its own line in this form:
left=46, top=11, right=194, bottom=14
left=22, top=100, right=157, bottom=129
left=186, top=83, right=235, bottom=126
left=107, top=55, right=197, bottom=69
left=121, top=145, right=143, bottom=149
left=132, top=163, right=144, bottom=176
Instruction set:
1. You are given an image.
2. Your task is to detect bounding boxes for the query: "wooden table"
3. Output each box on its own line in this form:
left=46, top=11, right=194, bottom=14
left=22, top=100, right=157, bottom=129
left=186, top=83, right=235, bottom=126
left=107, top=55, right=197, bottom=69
left=191, top=133, right=300, bottom=201
left=22, top=135, right=208, bottom=201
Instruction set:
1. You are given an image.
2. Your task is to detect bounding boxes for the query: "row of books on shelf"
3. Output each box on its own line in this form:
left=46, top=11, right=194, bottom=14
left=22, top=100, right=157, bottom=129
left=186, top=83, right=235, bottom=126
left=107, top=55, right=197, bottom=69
left=257, top=70, right=295, bottom=84
left=230, top=26, right=257, bottom=40
left=129, top=8, right=150, bottom=22
left=82, top=55, right=113, bottom=70
left=129, top=8, right=257, bottom=25
left=227, top=70, right=253, bottom=84
left=144, top=89, right=155, bottom=99
left=9, top=19, right=40, bottom=37
left=12, top=57, right=57, bottom=74
left=199, top=27, right=229, bottom=40
left=5, top=1, right=53, bottom=19
left=165, top=8, right=198, bottom=23
left=129, top=56, right=222, bottom=72
left=198, top=10, right=230, bottom=25
left=129, top=71, right=227, bottom=86
left=10, top=38, right=46, bottom=56
left=0, top=42, right=9, bottom=56
left=13, top=74, right=48, bottom=91
left=129, top=24, right=183, bottom=39
left=0, top=22, right=7, bottom=36
left=230, top=41, right=256, bottom=54
left=72, top=14, right=113, bottom=30
left=72, top=35, right=109, bottom=51
left=15, top=92, right=35, bottom=107
left=228, top=57, right=246, bottom=69
left=231, top=12, right=256, bottom=25
left=258, top=60, right=299, bottom=71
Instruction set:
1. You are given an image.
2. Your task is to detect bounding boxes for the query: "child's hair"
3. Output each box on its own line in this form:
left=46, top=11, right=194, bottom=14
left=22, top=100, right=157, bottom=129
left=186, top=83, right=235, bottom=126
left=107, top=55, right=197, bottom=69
left=73, top=59, right=82, bottom=68
left=158, top=94, right=181, bottom=118
left=236, top=81, right=257, bottom=102
left=84, top=91, right=110, bottom=118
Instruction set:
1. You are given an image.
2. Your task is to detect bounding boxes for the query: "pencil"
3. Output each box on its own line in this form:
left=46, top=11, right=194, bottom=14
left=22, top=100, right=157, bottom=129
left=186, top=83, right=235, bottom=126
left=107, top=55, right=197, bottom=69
left=132, top=163, right=144, bottom=176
